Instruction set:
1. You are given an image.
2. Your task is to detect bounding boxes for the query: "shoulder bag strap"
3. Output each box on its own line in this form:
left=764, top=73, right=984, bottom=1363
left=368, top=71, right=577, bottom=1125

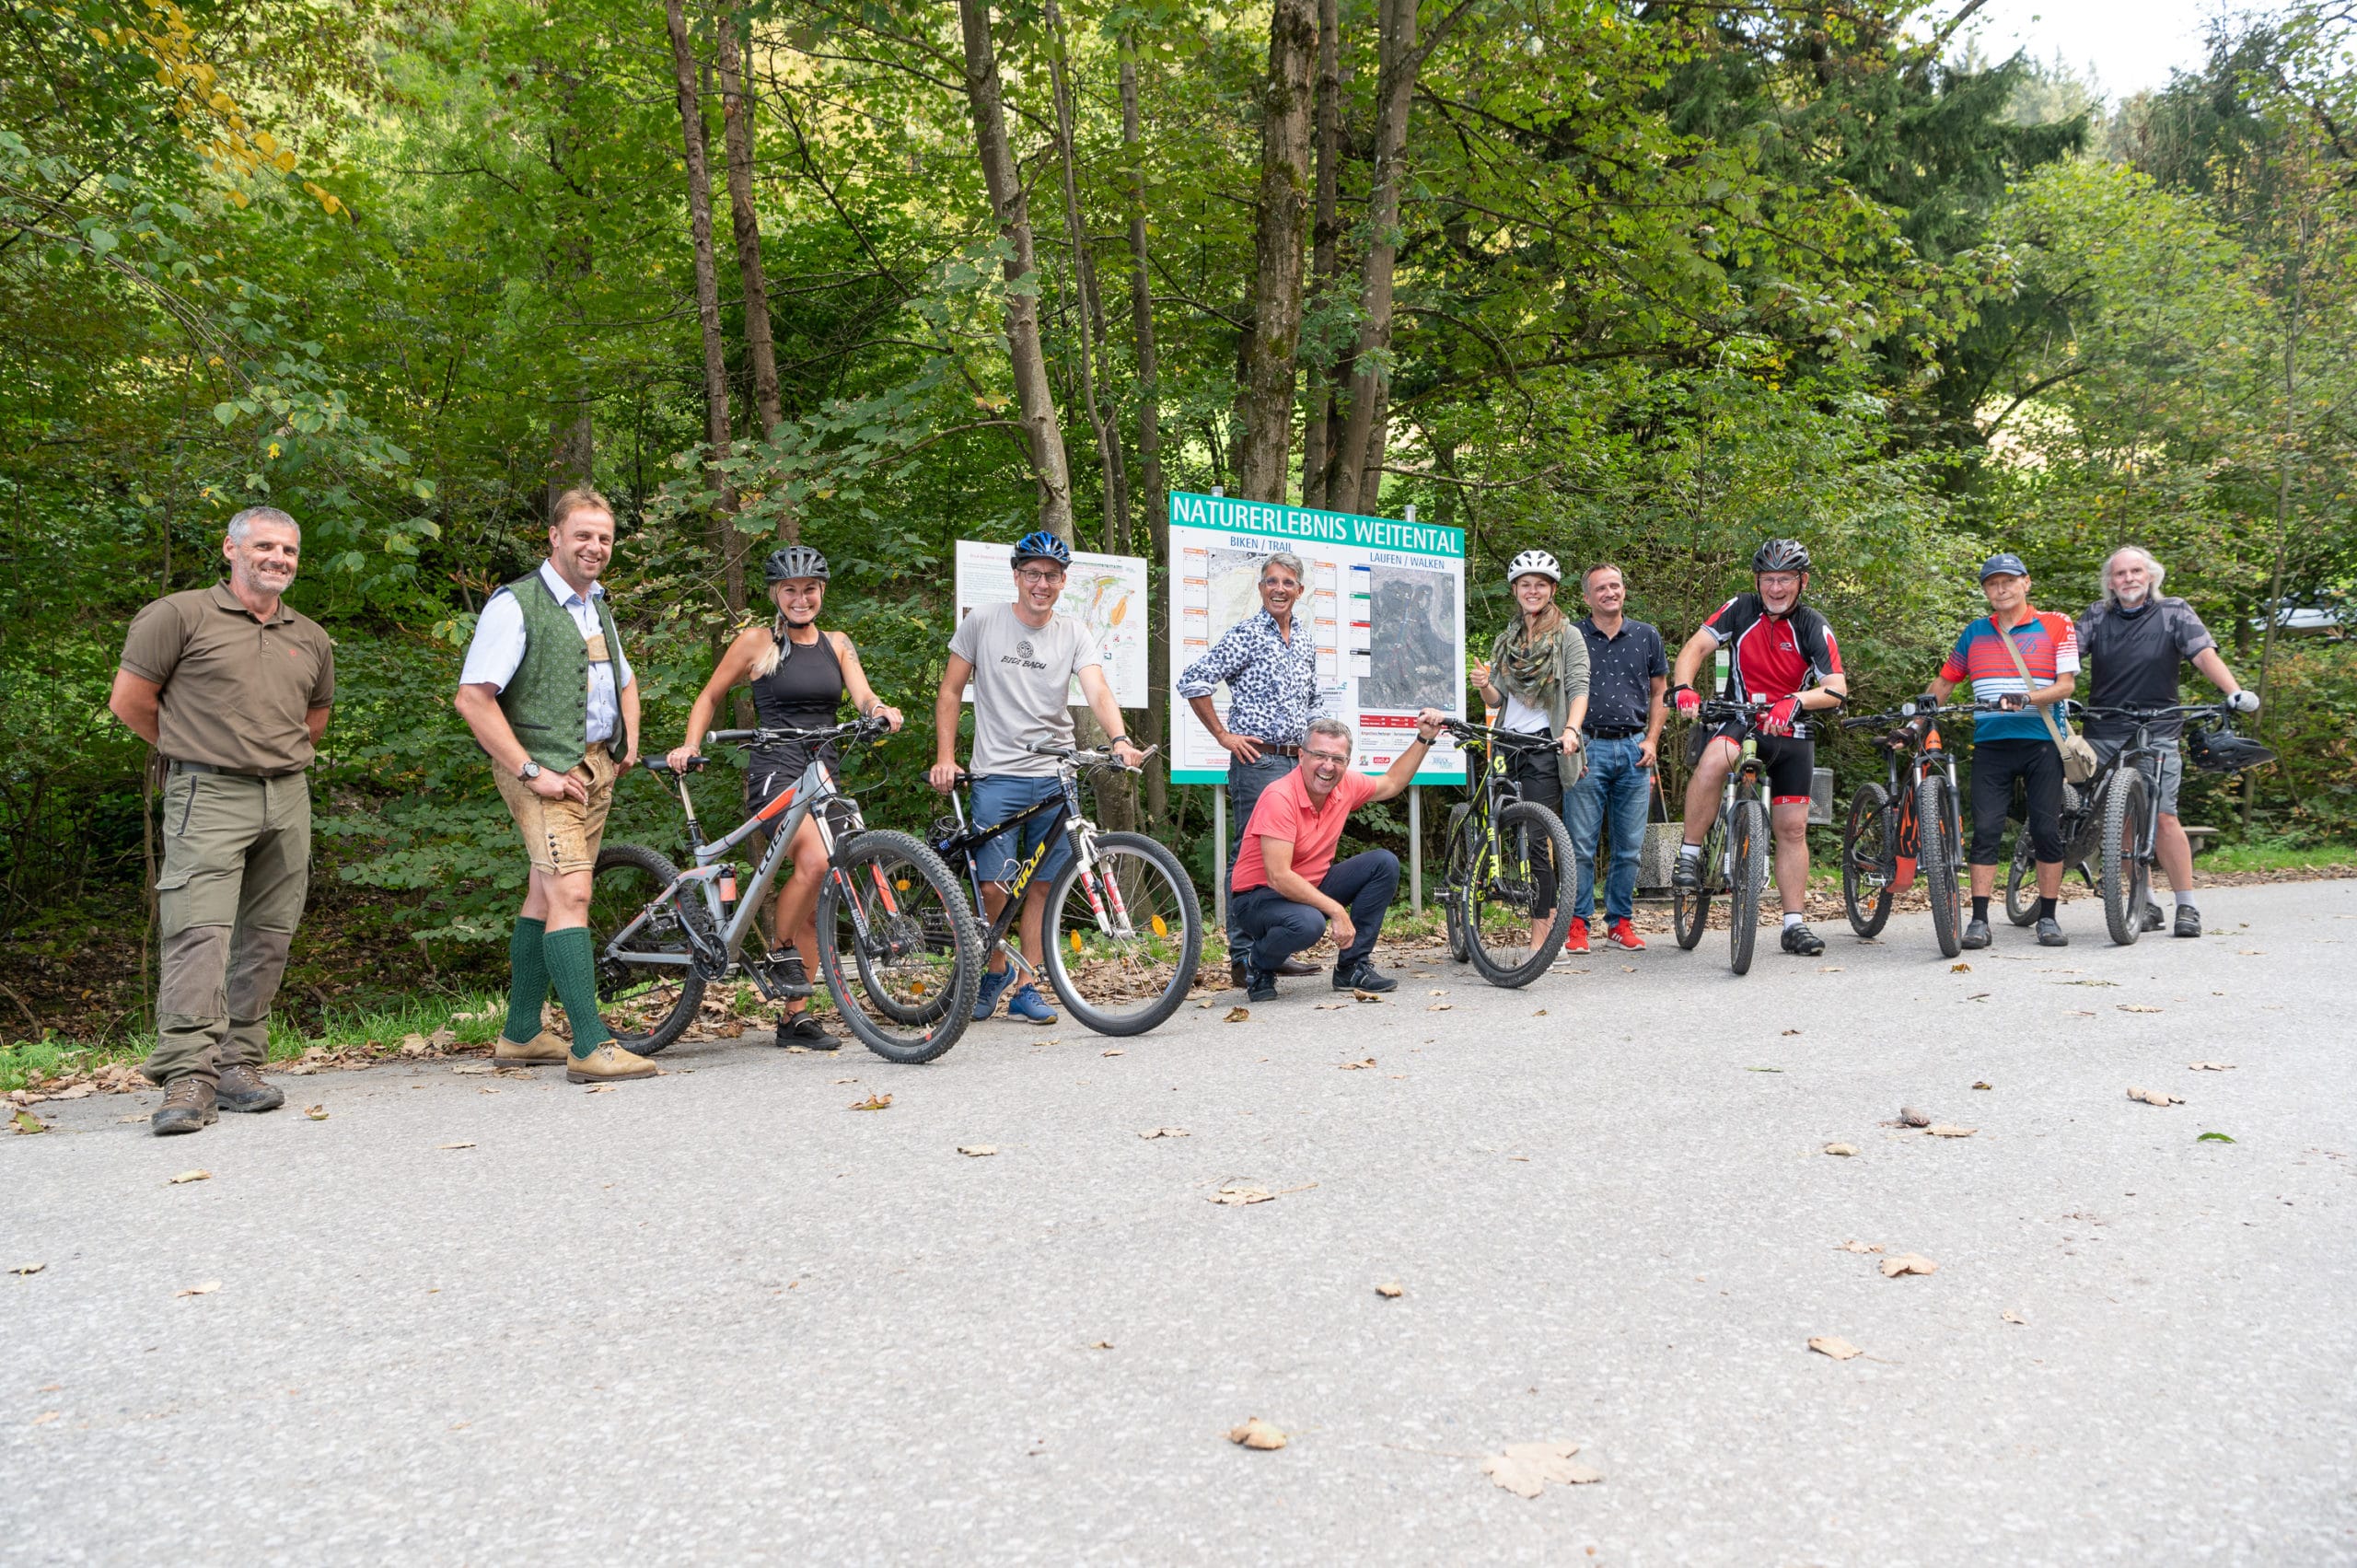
left=1992, top=616, right=2071, bottom=751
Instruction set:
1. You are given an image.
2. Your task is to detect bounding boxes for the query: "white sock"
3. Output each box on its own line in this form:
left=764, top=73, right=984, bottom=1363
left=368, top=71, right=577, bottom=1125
left=1783, top=912, right=1805, bottom=929
left=1678, top=842, right=1702, bottom=862
left=2175, top=889, right=2198, bottom=908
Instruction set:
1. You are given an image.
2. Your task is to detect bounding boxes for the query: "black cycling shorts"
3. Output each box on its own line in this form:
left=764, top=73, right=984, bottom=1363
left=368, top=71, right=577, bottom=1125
left=746, top=738, right=836, bottom=821
left=1701, top=722, right=1815, bottom=806
left=1969, top=738, right=2062, bottom=865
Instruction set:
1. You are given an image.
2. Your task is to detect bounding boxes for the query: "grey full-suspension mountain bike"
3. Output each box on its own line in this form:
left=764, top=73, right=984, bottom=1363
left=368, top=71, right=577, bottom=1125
left=587, top=715, right=985, bottom=1063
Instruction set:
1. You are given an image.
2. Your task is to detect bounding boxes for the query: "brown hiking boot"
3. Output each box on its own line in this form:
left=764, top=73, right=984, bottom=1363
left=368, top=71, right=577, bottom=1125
left=215, top=1063, right=284, bottom=1114
left=493, top=1029, right=570, bottom=1064
left=564, top=1042, right=657, bottom=1084
left=152, top=1077, right=218, bottom=1136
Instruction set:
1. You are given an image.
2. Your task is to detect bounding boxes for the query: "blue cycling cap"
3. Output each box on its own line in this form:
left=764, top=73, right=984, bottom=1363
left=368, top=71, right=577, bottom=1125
left=1978, top=552, right=2029, bottom=582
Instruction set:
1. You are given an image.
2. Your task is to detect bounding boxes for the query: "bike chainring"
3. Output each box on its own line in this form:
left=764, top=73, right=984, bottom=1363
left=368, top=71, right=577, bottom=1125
left=679, top=896, right=731, bottom=981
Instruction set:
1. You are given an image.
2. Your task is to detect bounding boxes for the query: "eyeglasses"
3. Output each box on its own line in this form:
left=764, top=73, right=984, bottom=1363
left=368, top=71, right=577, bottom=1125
left=1303, top=749, right=1351, bottom=768
left=1016, top=568, right=1065, bottom=586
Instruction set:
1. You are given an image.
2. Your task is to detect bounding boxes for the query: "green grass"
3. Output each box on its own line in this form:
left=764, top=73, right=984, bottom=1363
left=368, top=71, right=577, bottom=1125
left=2198, top=841, right=2357, bottom=875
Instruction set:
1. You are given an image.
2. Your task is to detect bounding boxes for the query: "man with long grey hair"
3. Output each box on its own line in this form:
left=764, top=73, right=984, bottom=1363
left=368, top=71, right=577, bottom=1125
left=1178, top=549, right=1333, bottom=988
left=2078, top=545, right=2259, bottom=937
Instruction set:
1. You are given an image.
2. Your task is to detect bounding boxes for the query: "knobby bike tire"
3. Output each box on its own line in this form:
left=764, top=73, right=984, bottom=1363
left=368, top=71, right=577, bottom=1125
left=817, top=830, right=983, bottom=1063
left=1042, top=831, right=1203, bottom=1037
left=1920, top=773, right=1962, bottom=958
left=2004, top=828, right=2039, bottom=927
left=1842, top=782, right=1893, bottom=938
left=1673, top=816, right=1721, bottom=950
left=2100, top=772, right=2152, bottom=947
left=588, top=842, right=707, bottom=1055
left=1728, top=796, right=1769, bottom=976
left=1464, top=800, right=1576, bottom=990
left=1442, top=804, right=1475, bottom=965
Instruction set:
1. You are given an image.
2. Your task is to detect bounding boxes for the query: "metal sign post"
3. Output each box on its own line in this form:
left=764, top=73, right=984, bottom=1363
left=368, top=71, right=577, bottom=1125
left=1408, top=784, right=1422, bottom=912
left=1213, top=786, right=1228, bottom=936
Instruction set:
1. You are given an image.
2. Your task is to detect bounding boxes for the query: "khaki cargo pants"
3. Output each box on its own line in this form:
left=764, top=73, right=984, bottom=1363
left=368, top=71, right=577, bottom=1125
left=143, top=769, right=312, bottom=1087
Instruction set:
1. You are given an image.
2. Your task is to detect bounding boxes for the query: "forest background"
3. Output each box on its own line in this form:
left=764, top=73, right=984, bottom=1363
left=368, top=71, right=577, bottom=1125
left=6, top=0, right=2354, bottom=1047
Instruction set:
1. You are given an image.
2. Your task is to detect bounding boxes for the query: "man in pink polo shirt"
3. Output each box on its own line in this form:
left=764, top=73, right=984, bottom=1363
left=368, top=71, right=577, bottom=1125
left=1230, top=709, right=1447, bottom=1001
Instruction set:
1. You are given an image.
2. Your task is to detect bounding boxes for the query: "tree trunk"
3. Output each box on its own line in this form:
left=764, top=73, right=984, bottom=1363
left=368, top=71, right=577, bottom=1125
left=1044, top=0, right=1129, bottom=553
left=959, top=0, right=1076, bottom=543
left=1331, top=0, right=1464, bottom=514
left=1122, top=36, right=1169, bottom=827
left=716, top=11, right=797, bottom=547
left=548, top=406, right=593, bottom=517
left=1234, top=0, right=1318, bottom=503
left=1300, top=0, right=1343, bottom=511
left=665, top=0, right=747, bottom=619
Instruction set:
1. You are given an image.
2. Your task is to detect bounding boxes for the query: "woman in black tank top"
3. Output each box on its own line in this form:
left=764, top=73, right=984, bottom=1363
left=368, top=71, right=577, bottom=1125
left=667, top=546, right=903, bottom=1046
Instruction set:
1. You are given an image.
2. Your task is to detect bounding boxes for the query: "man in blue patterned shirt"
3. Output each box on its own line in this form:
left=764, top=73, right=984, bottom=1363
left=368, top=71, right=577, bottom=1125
left=1178, top=551, right=1330, bottom=988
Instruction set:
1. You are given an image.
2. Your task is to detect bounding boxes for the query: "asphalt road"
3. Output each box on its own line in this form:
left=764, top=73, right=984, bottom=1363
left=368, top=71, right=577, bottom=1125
left=6, top=881, right=2354, bottom=1566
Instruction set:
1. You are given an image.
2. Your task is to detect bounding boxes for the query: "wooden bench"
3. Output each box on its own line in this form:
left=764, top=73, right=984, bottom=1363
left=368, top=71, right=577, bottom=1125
left=2182, top=825, right=2219, bottom=856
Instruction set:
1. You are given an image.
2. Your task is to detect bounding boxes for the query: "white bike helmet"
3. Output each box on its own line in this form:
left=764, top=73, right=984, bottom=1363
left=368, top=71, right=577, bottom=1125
left=1507, top=549, right=1562, bottom=586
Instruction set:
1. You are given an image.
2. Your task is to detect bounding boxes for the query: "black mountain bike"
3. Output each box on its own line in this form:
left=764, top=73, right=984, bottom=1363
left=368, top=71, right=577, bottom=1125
left=1439, top=718, right=1576, bottom=988
left=927, top=743, right=1202, bottom=1036
left=1671, top=698, right=1790, bottom=976
left=589, top=717, right=985, bottom=1063
left=1838, top=699, right=1974, bottom=957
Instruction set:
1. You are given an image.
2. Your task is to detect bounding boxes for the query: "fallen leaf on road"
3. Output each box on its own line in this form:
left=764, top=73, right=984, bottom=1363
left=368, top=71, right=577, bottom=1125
left=1227, top=1416, right=1287, bottom=1450
left=1782, top=1028, right=1800, bottom=1036
left=1138, top=1126, right=1189, bottom=1139
left=956, top=1144, right=996, bottom=1157
left=452, top=1063, right=494, bottom=1075
left=32, top=1411, right=59, bottom=1426
left=1950, top=962, right=1971, bottom=972
left=175, top=1280, right=221, bottom=1297
left=1224, top=1007, right=1251, bottom=1023
left=2197, top=1132, right=2236, bottom=1144
left=1899, top=1107, right=1931, bottom=1127
left=1101, top=1049, right=1125, bottom=1058
left=1314, top=1003, right=1347, bottom=1010
left=13, top=1110, right=45, bottom=1135
left=1353, top=990, right=1386, bottom=1003
left=1427, top=1003, right=1453, bottom=1012
left=1087, top=1341, right=1113, bottom=1351
left=1926, top=1124, right=1978, bottom=1137
left=1481, top=1441, right=1602, bottom=1497
left=1880, top=1253, right=1939, bottom=1278
left=11, top=1262, right=46, bottom=1275
left=1823, top=1144, right=1857, bottom=1156
left=1836, top=1240, right=1883, bottom=1254
left=1031, top=1039, right=1062, bottom=1047
left=1746, top=1066, right=1783, bottom=1073
left=2188, top=1062, right=2236, bottom=1071
left=1428, top=989, right=1448, bottom=996
left=1533, top=1008, right=1548, bottom=1016
left=1971, top=1081, right=1993, bottom=1090
left=2002, top=1310, right=2027, bottom=1325
left=1340, top=1058, right=1376, bottom=1070
left=1817, top=966, right=1843, bottom=972
left=849, top=1093, right=893, bottom=1111
left=2118, top=1005, right=2165, bottom=1014
left=168, top=1169, right=211, bottom=1184
left=1376, top=1282, right=1403, bottom=1298
left=1808, top=1336, right=1864, bottom=1360
left=2127, top=1086, right=2182, bottom=1107
left=304, top=1105, right=328, bottom=1120
left=436, top=1142, right=475, bottom=1150
left=1208, top=1184, right=1273, bottom=1205
left=583, top=1085, right=615, bottom=1094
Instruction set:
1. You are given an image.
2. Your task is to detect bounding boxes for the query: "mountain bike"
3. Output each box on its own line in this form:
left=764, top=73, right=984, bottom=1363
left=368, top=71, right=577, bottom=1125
left=925, top=743, right=1202, bottom=1036
left=1671, top=699, right=1790, bottom=976
left=587, top=716, right=984, bottom=1063
left=1439, top=718, right=1577, bottom=988
left=1838, top=699, right=1973, bottom=957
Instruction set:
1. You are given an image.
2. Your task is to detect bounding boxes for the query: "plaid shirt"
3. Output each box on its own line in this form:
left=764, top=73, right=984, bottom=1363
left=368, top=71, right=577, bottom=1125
left=1177, top=609, right=1326, bottom=744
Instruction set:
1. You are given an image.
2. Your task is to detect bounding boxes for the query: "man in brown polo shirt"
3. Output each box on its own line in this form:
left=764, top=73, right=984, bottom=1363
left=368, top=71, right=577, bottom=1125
left=110, top=505, right=334, bottom=1134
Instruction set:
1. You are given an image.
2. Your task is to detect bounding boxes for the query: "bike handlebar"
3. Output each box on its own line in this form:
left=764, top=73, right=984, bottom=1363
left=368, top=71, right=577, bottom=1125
left=1439, top=717, right=1551, bottom=749
left=2081, top=702, right=2227, bottom=720
left=646, top=714, right=894, bottom=773
left=1021, top=740, right=1162, bottom=772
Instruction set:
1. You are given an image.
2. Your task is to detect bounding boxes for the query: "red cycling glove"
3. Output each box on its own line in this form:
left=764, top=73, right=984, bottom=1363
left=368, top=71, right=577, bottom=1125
left=1673, top=686, right=1701, bottom=717
left=1762, top=694, right=1804, bottom=736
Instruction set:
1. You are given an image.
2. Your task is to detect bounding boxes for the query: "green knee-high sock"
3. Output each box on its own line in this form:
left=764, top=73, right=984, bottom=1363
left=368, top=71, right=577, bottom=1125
left=502, top=917, right=550, bottom=1043
left=542, top=925, right=612, bottom=1056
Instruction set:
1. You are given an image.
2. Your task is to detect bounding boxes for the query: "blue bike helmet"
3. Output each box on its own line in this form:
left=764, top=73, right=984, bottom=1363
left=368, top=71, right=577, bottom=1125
left=1012, top=530, right=1073, bottom=569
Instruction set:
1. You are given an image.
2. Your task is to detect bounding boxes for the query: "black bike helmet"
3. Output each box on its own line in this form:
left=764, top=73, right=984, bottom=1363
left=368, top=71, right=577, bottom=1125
left=1751, top=538, right=1811, bottom=575
left=2186, top=721, right=2278, bottom=775
left=762, top=544, right=830, bottom=584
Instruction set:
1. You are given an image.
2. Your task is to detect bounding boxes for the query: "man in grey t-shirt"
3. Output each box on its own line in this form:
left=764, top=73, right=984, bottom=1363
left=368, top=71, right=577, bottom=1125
left=931, top=532, right=1144, bottom=1022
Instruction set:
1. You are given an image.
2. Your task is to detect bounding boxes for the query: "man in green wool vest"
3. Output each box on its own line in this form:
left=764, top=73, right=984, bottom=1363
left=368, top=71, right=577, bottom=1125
left=454, top=488, right=651, bottom=1082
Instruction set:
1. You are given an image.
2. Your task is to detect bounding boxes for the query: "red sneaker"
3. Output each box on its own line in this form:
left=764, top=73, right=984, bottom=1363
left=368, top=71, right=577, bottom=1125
left=1563, top=917, right=1590, bottom=954
left=1607, top=918, right=1646, bottom=951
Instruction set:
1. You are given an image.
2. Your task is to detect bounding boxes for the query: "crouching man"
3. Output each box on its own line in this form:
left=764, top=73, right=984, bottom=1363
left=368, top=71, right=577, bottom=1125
left=1228, top=710, right=1446, bottom=1002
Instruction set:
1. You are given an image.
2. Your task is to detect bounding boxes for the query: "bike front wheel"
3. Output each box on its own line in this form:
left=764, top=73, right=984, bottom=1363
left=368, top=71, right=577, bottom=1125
left=1042, top=831, right=1203, bottom=1037
left=588, top=842, right=708, bottom=1056
left=1727, top=796, right=1769, bottom=976
left=1841, top=783, right=1893, bottom=938
left=817, top=830, right=982, bottom=1063
left=1463, top=801, right=1575, bottom=989
left=2099, top=772, right=2151, bottom=947
left=1673, top=816, right=1721, bottom=949
left=1441, top=803, right=1473, bottom=964
left=1919, top=773, right=1961, bottom=958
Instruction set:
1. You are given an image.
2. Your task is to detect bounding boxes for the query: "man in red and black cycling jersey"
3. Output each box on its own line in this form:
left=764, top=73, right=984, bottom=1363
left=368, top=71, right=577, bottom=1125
left=1668, top=539, right=1849, bottom=957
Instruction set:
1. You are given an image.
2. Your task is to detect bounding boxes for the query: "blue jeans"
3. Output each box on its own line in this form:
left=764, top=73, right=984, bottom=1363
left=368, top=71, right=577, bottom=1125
left=1564, top=735, right=1651, bottom=923
left=1223, top=751, right=1297, bottom=952
left=1231, top=850, right=1399, bottom=972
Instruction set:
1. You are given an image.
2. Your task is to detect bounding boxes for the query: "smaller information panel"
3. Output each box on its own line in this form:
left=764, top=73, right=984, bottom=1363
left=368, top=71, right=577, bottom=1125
left=1167, top=492, right=1465, bottom=784
left=954, top=539, right=1149, bottom=708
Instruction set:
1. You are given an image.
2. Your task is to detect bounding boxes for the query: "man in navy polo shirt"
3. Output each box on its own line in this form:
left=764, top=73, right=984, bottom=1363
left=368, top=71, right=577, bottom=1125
left=1564, top=563, right=1666, bottom=953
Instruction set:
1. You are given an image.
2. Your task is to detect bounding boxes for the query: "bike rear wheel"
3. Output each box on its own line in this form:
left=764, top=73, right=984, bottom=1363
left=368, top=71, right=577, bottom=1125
left=1919, top=773, right=1962, bottom=958
left=1727, top=796, right=1769, bottom=975
left=1673, top=818, right=1720, bottom=949
left=588, top=842, right=707, bottom=1056
left=817, top=830, right=982, bottom=1063
left=2003, top=827, right=2039, bottom=926
left=1841, top=783, right=1893, bottom=938
left=1042, top=831, right=1202, bottom=1037
left=1441, top=804, right=1473, bottom=964
left=1463, top=801, right=1575, bottom=989
left=2099, top=772, right=2151, bottom=947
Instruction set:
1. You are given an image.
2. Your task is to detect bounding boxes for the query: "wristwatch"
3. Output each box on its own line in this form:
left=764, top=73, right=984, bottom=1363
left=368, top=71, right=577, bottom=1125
left=517, top=761, right=541, bottom=782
